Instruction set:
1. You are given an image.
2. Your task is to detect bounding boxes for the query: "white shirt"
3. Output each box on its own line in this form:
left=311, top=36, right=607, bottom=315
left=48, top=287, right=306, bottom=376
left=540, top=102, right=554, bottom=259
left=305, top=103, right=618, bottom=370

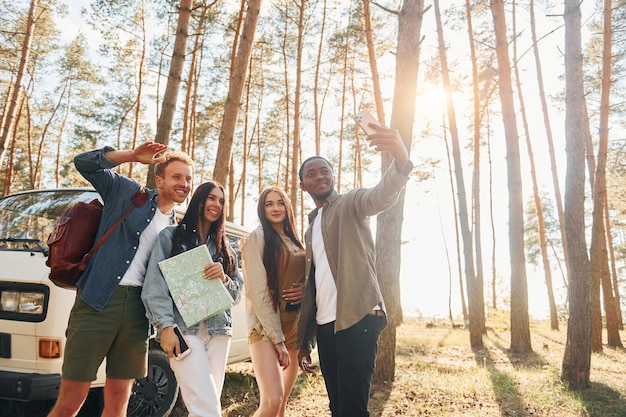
left=119, top=208, right=173, bottom=286
left=311, top=207, right=337, bottom=325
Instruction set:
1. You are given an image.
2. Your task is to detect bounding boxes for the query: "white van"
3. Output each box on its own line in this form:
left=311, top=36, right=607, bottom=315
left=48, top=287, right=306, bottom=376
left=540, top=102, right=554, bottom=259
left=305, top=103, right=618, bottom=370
left=0, top=188, right=250, bottom=417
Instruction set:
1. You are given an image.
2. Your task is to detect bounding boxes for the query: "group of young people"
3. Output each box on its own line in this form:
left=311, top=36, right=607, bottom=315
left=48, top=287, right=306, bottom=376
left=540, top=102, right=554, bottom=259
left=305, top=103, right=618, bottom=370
left=47, top=119, right=412, bottom=417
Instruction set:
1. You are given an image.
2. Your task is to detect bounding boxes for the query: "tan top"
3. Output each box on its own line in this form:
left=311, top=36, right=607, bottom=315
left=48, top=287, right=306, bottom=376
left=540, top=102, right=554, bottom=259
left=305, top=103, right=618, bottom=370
left=278, top=235, right=306, bottom=306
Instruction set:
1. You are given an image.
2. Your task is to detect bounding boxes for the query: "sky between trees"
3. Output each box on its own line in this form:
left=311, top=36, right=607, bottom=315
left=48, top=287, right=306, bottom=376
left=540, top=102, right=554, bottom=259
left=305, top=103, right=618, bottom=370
left=1, top=0, right=622, bottom=323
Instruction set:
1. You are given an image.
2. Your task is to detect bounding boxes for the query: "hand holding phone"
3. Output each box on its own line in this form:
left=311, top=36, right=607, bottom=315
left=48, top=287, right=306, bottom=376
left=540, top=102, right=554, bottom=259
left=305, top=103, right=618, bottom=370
left=172, top=324, right=191, bottom=360
left=353, top=110, right=382, bottom=135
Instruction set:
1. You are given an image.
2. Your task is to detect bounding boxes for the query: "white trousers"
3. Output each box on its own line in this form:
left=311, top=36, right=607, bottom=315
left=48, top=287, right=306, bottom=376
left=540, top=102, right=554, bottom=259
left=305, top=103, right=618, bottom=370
left=169, top=333, right=231, bottom=417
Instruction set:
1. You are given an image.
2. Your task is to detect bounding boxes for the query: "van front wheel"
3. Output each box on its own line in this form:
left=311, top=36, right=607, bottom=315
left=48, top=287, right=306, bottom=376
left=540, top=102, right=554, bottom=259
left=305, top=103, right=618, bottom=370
left=127, top=349, right=179, bottom=417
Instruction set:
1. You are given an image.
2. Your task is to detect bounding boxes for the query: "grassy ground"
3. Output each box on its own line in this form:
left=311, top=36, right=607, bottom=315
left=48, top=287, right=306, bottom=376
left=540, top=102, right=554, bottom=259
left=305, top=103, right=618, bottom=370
left=212, top=316, right=626, bottom=417
left=3, top=316, right=625, bottom=416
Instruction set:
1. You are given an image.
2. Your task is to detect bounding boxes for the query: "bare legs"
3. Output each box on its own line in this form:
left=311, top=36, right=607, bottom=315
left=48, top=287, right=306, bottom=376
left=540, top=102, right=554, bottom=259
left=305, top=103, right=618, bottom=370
left=47, top=379, right=90, bottom=417
left=102, top=378, right=134, bottom=417
left=47, top=377, right=133, bottom=417
left=250, top=341, right=300, bottom=417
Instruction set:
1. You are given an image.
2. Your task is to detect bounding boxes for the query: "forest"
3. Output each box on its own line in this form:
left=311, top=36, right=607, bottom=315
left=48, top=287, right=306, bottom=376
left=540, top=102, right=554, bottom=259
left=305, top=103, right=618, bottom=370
left=1, top=0, right=624, bottom=391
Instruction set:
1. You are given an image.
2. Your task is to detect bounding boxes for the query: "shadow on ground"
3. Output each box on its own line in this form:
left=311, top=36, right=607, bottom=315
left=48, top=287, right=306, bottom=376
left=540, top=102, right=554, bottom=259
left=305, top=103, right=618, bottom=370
left=578, top=382, right=626, bottom=417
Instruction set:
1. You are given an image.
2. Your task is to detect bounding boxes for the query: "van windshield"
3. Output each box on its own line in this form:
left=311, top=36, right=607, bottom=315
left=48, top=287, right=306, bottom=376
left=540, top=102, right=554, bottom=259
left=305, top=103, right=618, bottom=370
left=0, top=189, right=100, bottom=252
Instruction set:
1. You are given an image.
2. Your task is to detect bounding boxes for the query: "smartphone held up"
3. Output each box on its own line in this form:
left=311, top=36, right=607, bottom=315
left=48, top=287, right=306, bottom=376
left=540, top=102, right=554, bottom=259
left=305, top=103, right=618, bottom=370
left=353, top=110, right=381, bottom=136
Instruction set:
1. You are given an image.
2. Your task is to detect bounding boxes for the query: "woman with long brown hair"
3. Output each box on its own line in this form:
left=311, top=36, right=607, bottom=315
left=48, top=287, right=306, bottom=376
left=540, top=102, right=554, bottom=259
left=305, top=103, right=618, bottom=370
left=142, top=180, right=243, bottom=417
left=242, top=187, right=306, bottom=417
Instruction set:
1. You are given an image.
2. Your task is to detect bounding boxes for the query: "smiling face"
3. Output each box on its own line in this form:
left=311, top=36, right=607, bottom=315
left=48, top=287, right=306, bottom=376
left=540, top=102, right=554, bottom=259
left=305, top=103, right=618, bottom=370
left=263, top=190, right=287, bottom=233
left=203, top=187, right=225, bottom=225
left=156, top=160, right=193, bottom=205
left=299, top=157, right=335, bottom=206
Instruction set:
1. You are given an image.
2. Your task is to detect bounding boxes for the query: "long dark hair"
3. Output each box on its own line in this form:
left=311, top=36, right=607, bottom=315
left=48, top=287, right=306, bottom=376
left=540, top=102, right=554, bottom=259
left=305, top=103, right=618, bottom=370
left=170, top=181, right=234, bottom=272
left=257, top=187, right=303, bottom=311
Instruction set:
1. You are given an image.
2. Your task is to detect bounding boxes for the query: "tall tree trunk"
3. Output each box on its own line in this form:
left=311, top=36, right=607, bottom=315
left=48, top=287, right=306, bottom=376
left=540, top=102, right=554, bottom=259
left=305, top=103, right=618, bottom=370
left=582, top=90, right=603, bottom=352
left=116, top=101, right=137, bottom=176
left=225, top=0, right=247, bottom=220
left=238, top=57, right=253, bottom=223
left=276, top=8, right=290, bottom=192
left=26, top=101, right=34, bottom=188
left=129, top=0, right=147, bottom=180
left=4, top=93, right=25, bottom=195
left=435, top=0, right=482, bottom=349
left=584, top=101, right=596, bottom=192
left=464, top=0, right=486, bottom=332
left=188, top=44, right=201, bottom=161
left=530, top=0, right=570, bottom=280
left=38, top=77, right=69, bottom=188
left=374, top=0, right=422, bottom=383
left=605, top=198, right=623, bottom=330
left=313, top=0, right=328, bottom=156
left=213, top=0, right=261, bottom=186
left=337, top=11, right=351, bottom=194
left=0, top=76, right=14, bottom=141
left=350, top=82, right=362, bottom=190
left=561, top=0, right=592, bottom=390
left=55, top=82, right=72, bottom=187
left=290, top=0, right=305, bottom=212
left=589, top=0, right=622, bottom=349
left=230, top=0, right=247, bottom=77
left=0, top=0, right=38, bottom=172
left=148, top=0, right=192, bottom=188
left=490, top=0, right=532, bottom=354
left=181, top=4, right=208, bottom=156
left=512, top=0, right=558, bottom=331
left=363, top=0, right=385, bottom=124
left=487, top=115, right=498, bottom=310
left=443, top=120, right=468, bottom=323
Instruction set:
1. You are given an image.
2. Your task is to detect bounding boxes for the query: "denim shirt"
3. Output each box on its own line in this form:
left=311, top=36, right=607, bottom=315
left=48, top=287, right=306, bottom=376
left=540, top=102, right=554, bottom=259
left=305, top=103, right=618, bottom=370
left=74, top=146, right=167, bottom=311
left=142, top=226, right=243, bottom=337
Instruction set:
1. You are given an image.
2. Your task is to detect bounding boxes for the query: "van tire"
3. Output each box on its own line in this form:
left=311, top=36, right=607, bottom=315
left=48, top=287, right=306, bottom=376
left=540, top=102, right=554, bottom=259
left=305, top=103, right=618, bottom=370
left=127, top=349, right=179, bottom=417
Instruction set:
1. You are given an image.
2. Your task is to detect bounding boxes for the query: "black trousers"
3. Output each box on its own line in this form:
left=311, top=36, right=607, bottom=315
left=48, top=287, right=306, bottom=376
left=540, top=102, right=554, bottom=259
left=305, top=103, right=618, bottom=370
left=316, top=315, right=386, bottom=417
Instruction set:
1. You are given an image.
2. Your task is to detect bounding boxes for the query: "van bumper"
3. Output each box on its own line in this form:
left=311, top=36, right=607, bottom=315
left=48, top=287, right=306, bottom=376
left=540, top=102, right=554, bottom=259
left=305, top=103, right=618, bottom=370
left=0, top=371, right=60, bottom=401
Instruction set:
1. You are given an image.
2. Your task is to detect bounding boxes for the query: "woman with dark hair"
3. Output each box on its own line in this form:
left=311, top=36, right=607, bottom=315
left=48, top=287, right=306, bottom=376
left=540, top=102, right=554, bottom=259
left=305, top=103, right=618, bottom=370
left=142, top=181, right=243, bottom=417
left=241, top=186, right=306, bottom=417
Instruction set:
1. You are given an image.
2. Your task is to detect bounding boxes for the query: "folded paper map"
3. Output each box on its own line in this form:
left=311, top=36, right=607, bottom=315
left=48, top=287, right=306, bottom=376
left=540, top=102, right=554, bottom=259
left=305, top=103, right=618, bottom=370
left=158, top=245, right=234, bottom=327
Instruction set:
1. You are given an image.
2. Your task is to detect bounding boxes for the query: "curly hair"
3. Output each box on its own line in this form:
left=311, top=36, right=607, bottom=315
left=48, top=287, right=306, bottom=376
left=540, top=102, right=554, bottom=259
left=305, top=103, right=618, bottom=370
left=154, top=150, right=194, bottom=178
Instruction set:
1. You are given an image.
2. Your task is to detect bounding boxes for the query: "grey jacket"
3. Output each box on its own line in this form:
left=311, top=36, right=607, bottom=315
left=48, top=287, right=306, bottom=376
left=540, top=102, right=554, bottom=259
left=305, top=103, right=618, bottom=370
left=297, top=162, right=411, bottom=350
left=142, top=226, right=243, bottom=336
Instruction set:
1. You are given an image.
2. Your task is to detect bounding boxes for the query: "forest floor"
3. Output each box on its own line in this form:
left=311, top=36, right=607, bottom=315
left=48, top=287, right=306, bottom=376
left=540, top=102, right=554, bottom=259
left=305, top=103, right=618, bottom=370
left=2, top=316, right=625, bottom=416
left=215, top=316, right=626, bottom=417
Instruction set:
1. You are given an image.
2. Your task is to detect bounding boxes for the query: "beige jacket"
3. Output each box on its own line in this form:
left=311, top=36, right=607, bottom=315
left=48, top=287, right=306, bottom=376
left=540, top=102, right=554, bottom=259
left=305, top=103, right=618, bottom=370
left=242, top=227, right=305, bottom=345
left=297, top=162, right=411, bottom=350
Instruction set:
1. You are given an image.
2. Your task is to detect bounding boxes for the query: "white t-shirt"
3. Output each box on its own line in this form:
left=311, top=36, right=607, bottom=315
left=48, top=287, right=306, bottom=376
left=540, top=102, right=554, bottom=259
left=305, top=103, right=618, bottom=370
left=312, top=207, right=338, bottom=325
left=119, top=208, right=174, bottom=286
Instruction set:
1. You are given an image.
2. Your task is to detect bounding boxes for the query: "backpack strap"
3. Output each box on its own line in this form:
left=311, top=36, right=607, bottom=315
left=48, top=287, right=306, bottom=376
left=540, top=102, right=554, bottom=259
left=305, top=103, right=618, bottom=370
left=80, top=187, right=149, bottom=270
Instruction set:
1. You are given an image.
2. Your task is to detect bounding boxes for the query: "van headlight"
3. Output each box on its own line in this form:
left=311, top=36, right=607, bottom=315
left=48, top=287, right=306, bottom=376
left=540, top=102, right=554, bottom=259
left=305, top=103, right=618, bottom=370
left=0, top=283, right=49, bottom=322
left=1, top=291, right=45, bottom=313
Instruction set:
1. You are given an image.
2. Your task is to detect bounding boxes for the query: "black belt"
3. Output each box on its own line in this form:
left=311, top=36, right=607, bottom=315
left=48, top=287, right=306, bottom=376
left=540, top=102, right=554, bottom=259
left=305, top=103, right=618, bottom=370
left=367, top=309, right=385, bottom=317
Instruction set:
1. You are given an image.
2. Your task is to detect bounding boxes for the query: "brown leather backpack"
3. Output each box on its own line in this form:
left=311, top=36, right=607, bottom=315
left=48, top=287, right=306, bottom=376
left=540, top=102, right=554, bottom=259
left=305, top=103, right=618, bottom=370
left=46, top=188, right=148, bottom=289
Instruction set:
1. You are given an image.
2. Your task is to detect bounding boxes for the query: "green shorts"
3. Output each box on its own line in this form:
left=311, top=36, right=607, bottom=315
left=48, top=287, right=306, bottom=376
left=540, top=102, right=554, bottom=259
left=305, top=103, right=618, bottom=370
left=62, top=286, right=149, bottom=381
